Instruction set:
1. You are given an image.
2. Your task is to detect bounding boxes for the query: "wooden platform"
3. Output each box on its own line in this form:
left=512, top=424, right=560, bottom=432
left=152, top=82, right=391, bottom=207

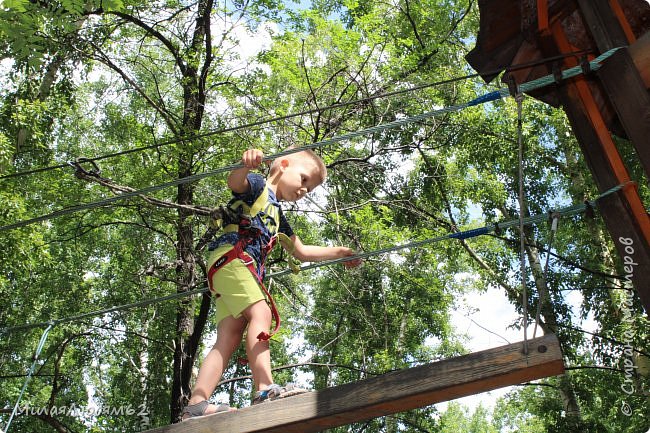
left=147, top=334, right=563, bottom=433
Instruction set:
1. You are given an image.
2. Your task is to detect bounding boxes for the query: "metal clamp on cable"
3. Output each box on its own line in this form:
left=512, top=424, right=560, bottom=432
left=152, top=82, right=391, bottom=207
left=622, top=180, right=638, bottom=192
left=550, top=211, right=560, bottom=232
left=580, top=55, right=593, bottom=76
left=507, top=76, right=520, bottom=99
left=584, top=200, right=596, bottom=219
left=552, top=62, right=564, bottom=86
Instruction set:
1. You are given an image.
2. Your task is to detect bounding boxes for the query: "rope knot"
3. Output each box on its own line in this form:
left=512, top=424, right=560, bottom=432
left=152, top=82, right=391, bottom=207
left=69, top=157, right=103, bottom=180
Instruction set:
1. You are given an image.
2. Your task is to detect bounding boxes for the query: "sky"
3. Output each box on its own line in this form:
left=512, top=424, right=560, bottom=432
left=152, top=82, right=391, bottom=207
left=199, top=10, right=605, bottom=421
left=32, top=2, right=606, bottom=426
left=439, top=284, right=597, bottom=413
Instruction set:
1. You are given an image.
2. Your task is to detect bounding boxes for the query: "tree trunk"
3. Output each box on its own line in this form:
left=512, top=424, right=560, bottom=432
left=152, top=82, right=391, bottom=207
left=15, top=12, right=87, bottom=155
left=169, top=0, right=214, bottom=422
left=524, top=237, right=585, bottom=426
left=170, top=169, right=198, bottom=422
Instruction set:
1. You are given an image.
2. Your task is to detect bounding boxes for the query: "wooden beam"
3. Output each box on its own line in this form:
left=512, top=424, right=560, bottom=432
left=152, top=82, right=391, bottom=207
left=146, top=334, right=564, bottom=433
left=577, top=0, right=630, bottom=51
left=541, top=8, right=650, bottom=314
left=609, top=0, right=637, bottom=43
left=629, top=31, right=650, bottom=89
left=598, top=47, right=650, bottom=178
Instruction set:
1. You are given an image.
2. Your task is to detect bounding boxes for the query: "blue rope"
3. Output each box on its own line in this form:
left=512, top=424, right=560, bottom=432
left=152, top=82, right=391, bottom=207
left=448, top=227, right=491, bottom=240
left=0, top=48, right=623, bottom=233
left=467, top=90, right=507, bottom=107
left=0, top=183, right=628, bottom=337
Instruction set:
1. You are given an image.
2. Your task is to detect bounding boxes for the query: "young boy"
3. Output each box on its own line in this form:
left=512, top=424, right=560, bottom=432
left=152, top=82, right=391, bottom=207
left=183, top=148, right=361, bottom=419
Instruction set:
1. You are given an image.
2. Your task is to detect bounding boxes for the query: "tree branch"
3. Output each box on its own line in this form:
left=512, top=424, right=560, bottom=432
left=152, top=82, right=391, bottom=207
left=86, top=40, right=181, bottom=134
left=104, top=11, right=187, bottom=75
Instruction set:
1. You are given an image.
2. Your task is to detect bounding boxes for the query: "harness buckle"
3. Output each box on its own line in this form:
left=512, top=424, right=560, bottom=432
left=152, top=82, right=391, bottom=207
left=238, top=216, right=262, bottom=238
left=238, top=215, right=252, bottom=229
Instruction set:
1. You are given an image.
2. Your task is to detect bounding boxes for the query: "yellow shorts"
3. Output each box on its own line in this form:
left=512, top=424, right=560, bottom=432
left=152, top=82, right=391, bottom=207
left=207, top=245, right=265, bottom=325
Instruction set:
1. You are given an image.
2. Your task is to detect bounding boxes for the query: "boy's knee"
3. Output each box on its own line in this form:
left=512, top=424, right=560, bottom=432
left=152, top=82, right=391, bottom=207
left=244, top=301, right=272, bottom=323
left=214, top=330, right=243, bottom=351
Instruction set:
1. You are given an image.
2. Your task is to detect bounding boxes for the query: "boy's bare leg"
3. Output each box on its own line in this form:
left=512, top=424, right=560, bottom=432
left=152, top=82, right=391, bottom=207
left=188, top=315, right=247, bottom=412
left=242, top=300, right=273, bottom=391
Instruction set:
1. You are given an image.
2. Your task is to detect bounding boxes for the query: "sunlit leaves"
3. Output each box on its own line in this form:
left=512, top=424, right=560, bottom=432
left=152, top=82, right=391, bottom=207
left=1, top=0, right=648, bottom=431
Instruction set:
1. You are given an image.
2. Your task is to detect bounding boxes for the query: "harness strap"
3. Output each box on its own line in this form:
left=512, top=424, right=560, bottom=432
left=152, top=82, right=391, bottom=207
left=222, top=185, right=272, bottom=234
left=207, top=185, right=298, bottom=341
left=277, top=233, right=301, bottom=274
left=207, top=233, right=282, bottom=341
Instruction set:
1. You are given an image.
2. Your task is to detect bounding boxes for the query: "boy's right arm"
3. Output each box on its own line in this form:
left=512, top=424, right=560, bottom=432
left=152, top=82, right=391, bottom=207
left=228, top=149, right=264, bottom=193
left=289, top=234, right=362, bottom=268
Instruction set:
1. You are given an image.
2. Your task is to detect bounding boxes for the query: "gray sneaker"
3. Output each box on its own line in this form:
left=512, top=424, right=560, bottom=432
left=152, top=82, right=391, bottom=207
left=182, top=400, right=233, bottom=420
left=252, top=383, right=307, bottom=404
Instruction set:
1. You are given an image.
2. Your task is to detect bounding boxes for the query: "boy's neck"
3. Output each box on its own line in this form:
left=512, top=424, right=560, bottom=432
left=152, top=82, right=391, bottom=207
left=265, top=173, right=280, bottom=197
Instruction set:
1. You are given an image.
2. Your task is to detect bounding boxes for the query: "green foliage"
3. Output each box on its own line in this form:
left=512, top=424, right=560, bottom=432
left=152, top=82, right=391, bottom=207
left=438, top=402, right=498, bottom=433
left=1, top=0, right=649, bottom=432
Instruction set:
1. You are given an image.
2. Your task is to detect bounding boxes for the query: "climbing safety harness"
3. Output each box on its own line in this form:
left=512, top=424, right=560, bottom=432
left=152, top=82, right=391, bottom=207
left=207, top=185, right=300, bottom=341
left=69, top=157, right=299, bottom=341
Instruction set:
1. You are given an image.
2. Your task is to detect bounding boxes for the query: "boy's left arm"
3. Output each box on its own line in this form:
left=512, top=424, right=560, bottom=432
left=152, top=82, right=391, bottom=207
left=289, top=235, right=362, bottom=268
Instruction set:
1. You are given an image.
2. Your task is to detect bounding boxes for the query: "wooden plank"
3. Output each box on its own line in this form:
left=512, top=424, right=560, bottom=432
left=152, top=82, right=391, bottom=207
left=146, top=334, right=564, bottom=433
left=598, top=47, right=650, bottom=179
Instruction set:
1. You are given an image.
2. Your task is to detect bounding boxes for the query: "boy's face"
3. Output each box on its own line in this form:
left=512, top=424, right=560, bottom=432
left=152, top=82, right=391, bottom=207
left=275, top=158, right=322, bottom=202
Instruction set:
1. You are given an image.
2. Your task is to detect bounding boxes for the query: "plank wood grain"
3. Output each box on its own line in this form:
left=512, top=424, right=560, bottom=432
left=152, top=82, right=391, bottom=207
left=146, top=334, right=564, bottom=433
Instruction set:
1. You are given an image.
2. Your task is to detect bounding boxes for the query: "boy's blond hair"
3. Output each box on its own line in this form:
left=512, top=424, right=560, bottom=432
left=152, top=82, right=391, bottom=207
left=270, top=148, right=327, bottom=185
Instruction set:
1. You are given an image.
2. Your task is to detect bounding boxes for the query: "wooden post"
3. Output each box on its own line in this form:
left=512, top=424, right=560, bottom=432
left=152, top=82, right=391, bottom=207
left=550, top=70, right=650, bottom=312
left=576, top=0, right=630, bottom=50
left=629, top=32, right=650, bottom=89
left=575, top=1, right=650, bottom=312
left=533, top=2, right=650, bottom=313
left=145, top=334, right=564, bottom=433
left=597, top=47, right=650, bottom=181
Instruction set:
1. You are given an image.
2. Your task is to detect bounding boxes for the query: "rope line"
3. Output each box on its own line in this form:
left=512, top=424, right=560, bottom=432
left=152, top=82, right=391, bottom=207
left=0, top=183, right=625, bottom=337
left=1, top=288, right=208, bottom=335
left=3, top=76, right=477, bottom=182
left=3, top=324, right=53, bottom=433
left=1, top=48, right=595, bottom=182
left=515, top=87, right=529, bottom=355
left=3, top=74, right=496, bottom=182
left=533, top=213, right=560, bottom=338
left=0, top=104, right=476, bottom=232
left=0, top=47, right=622, bottom=233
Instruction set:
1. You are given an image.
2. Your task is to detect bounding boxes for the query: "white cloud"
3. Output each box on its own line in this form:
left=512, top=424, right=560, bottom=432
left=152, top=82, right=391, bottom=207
left=435, top=282, right=597, bottom=418
left=213, top=19, right=278, bottom=76
left=434, top=285, right=545, bottom=414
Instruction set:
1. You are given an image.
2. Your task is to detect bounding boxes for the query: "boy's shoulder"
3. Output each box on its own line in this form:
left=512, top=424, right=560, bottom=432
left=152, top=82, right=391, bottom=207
left=246, top=173, right=266, bottom=188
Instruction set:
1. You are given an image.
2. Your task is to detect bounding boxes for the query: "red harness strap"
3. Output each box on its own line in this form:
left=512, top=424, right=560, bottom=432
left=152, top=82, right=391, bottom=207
left=207, top=231, right=281, bottom=341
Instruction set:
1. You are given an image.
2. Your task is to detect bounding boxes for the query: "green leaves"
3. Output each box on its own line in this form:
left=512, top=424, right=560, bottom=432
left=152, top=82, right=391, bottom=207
left=1, top=0, right=29, bottom=12
left=0, top=0, right=648, bottom=431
